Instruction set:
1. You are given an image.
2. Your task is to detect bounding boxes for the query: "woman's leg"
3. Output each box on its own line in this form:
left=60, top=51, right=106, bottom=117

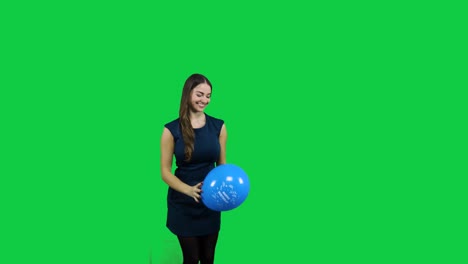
left=177, top=236, right=200, bottom=264
left=199, top=232, right=219, bottom=264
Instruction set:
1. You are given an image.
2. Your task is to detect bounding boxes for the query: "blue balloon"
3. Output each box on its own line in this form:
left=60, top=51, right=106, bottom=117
left=201, top=164, right=250, bottom=211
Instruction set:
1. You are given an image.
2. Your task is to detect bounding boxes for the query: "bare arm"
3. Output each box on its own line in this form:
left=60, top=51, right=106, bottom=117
left=160, top=127, right=203, bottom=202
left=217, top=124, right=227, bottom=165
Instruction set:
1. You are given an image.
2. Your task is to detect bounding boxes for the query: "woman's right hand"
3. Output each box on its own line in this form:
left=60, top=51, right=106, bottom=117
left=186, top=182, right=203, bottom=203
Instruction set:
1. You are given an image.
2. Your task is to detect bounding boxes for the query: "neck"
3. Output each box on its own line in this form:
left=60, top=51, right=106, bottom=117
left=189, top=111, right=205, bottom=121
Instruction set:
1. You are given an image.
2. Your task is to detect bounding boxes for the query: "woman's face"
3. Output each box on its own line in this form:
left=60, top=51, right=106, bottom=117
left=190, top=83, right=211, bottom=112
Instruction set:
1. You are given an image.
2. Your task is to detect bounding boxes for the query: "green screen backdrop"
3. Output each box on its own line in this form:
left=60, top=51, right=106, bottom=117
left=1, top=1, right=466, bottom=264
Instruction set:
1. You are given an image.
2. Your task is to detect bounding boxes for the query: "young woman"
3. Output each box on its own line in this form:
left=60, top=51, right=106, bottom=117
left=160, top=73, right=227, bottom=264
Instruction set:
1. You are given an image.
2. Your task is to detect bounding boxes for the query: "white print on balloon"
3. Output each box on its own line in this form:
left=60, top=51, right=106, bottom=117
left=211, top=181, right=239, bottom=205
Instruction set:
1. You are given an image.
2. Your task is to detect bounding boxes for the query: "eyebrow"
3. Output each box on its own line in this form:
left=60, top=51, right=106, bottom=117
left=196, top=91, right=211, bottom=95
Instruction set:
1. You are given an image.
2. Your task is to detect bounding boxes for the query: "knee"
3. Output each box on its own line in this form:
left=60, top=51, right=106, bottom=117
left=200, top=255, right=215, bottom=264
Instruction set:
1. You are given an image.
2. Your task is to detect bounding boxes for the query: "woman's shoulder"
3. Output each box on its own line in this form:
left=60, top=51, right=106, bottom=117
left=205, top=114, right=225, bottom=135
left=205, top=113, right=224, bottom=125
left=164, top=117, right=180, bottom=130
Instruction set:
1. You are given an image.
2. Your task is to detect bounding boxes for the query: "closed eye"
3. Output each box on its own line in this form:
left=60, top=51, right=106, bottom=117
left=197, top=93, right=211, bottom=98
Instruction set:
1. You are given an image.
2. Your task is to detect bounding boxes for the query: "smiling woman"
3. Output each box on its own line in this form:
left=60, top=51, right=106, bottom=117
left=159, top=73, right=228, bottom=264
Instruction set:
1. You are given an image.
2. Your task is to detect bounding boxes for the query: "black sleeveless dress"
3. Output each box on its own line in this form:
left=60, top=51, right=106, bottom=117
left=164, top=114, right=224, bottom=237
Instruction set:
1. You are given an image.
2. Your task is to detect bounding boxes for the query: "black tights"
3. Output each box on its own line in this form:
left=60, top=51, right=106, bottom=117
left=177, top=232, right=219, bottom=264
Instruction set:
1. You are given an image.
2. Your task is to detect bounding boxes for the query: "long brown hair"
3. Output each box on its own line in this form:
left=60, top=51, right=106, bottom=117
left=179, top=73, right=212, bottom=162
